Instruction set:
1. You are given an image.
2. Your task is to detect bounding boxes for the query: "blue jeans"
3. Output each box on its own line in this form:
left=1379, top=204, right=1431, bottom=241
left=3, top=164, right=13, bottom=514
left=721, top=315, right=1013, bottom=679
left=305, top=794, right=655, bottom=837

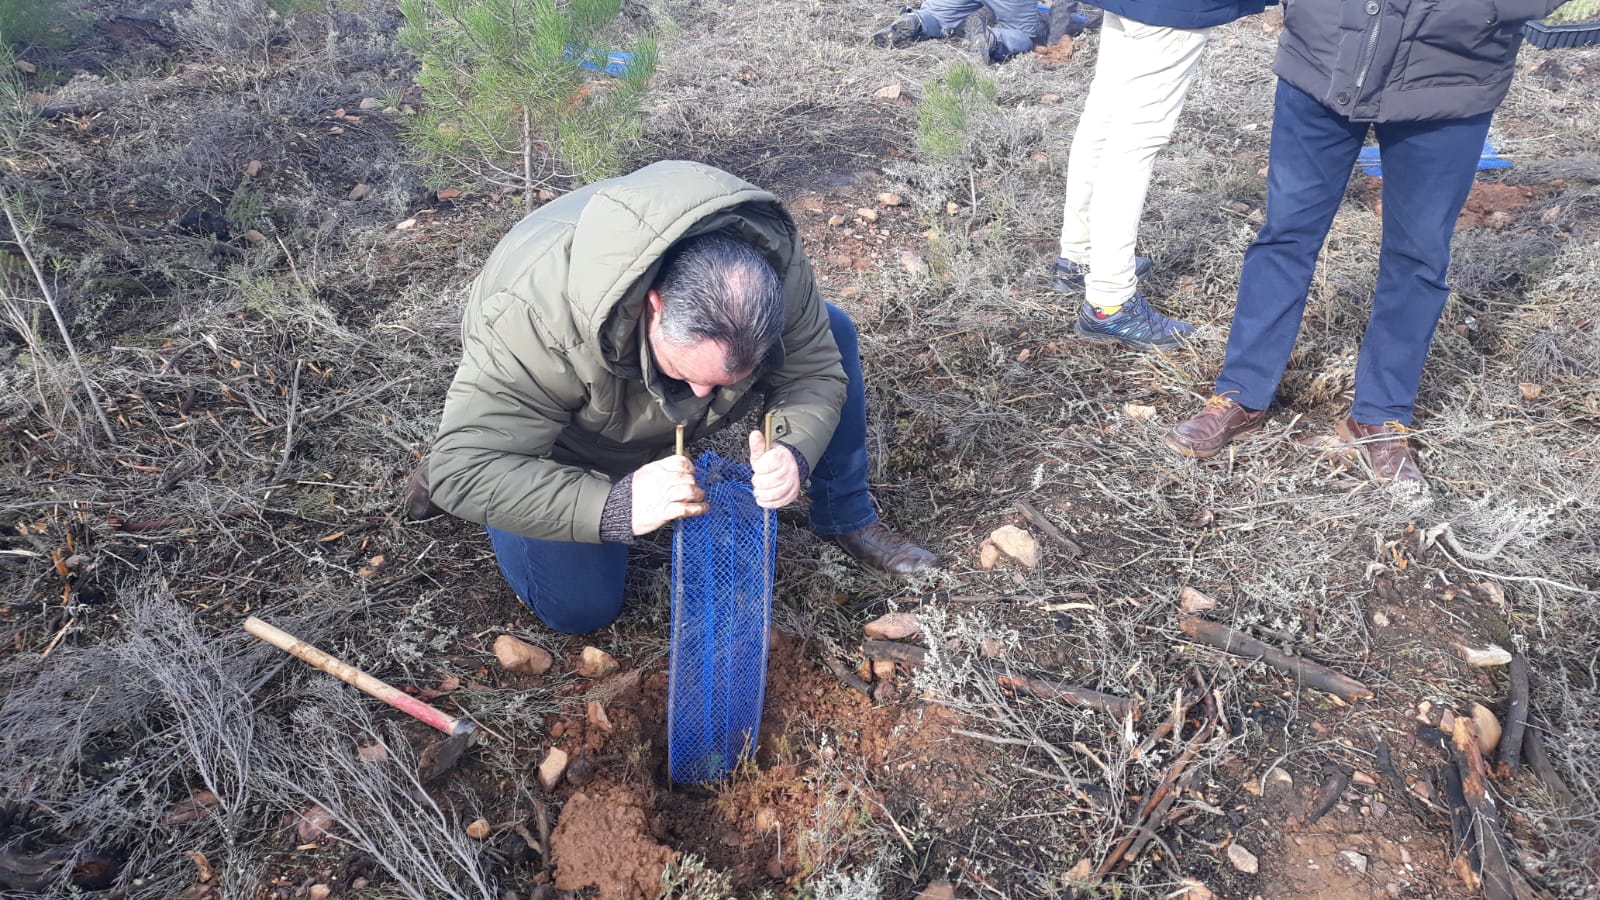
left=915, top=0, right=1043, bottom=57
left=1215, top=79, right=1492, bottom=426
left=488, top=303, right=877, bottom=633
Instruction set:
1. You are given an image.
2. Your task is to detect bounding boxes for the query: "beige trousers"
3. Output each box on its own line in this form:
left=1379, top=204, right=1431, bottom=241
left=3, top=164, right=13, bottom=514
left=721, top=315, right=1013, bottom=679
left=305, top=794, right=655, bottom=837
left=1059, top=12, right=1212, bottom=311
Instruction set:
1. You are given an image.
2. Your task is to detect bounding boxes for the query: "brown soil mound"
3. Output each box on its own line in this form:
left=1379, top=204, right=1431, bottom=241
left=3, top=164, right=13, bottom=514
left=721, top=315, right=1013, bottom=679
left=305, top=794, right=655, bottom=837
left=551, top=780, right=678, bottom=899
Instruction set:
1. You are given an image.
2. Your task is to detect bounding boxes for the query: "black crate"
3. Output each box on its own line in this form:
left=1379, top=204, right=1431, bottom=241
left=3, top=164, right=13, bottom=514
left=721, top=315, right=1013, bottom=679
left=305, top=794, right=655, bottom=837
left=1523, top=19, right=1600, bottom=49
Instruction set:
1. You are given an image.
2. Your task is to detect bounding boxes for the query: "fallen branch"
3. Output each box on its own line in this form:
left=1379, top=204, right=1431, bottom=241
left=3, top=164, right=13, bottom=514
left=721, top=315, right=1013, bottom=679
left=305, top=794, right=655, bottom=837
left=820, top=654, right=873, bottom=698
left=860, top=640, right=1141, bottom=720
left=1292, top=768, right=1350, bottom=830
left=1521, top=719, right=1575, bottom=808
left=1451, top=717, right=1516, bottom=900
left=996, top=674, right=1142, bottom=721
left=1178, top=617, right=1373, bottom=702
left=1013, top=499, right=1084, bottom=558
left=1495, top=653, right=1529, bottom=780
left=1095, top=719, right=1216, bottom=878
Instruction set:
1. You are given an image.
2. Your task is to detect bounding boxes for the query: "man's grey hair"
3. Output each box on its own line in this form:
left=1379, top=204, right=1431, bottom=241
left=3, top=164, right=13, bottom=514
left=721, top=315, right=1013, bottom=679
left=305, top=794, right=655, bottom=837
left=654, top=232, right=785, bottom=375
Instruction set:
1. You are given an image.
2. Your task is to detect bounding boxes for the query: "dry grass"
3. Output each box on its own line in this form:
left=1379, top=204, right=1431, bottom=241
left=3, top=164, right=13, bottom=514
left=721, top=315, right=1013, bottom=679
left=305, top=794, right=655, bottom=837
left=1, top=1, right=1597, bottom=897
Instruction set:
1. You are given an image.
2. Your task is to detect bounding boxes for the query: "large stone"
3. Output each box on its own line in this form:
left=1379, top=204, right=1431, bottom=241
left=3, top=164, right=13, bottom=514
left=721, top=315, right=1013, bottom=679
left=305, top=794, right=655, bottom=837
left=494, top=635, right=553, bottom=675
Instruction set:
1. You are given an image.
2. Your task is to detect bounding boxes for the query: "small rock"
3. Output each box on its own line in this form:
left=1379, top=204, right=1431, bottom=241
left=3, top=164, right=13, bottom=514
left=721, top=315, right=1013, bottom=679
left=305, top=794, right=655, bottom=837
left=873, top=83, right=903, bottom=100
left=766, top=853, right=786, bottom=879
left=494, top=635, right=553, bottom=675
left=1266, top=767, right=1294, bottom=790
left=1370, top=800, right=1388, bottom=818
left=864, top=612, right=921, bottom=641
left=537, top=747, right=569, bottom=791
left=978, top=539, right=1001, bottom=569
left=946, top=201, right=959, bottom=215
left=351, top=879, right=369, bottom=891
left=989, top=524, right=1039, bottom=568
left=395, top=218, right=417, bottom=230
left=347, top=183, right=372, bottom=201
left=1227, top=843, right=1259, bottom=874
left=1179, top=586, right=1217, bottom=613
left=1415, top=700, right=1433, bottom=723
left=1373, top=611, right=1391, bottom=627
left=1518, top=382, right=1542, bottom=400
left=1041, top=92, right=1062, bottom=104
left=241, top=228, right=265, bottom=246
left=1339, top=850, right=1368, bottom=874
left=465, top=818, right=492, bottom=840
left=296, top=805, right=335, bottom=842
left=359, top=97, right=383, bottom=110
left=14, top=60, right=37, bottom=74
left=1386, top=883, right=1403, bottom=898
left=308, top=886, right=331, bottom=900
left=586, top=700, right=612, bottom=732
left=915, top=881, right=955, bottom=900
left=871, top=658, right=896, bottom=679
left=1479, top=580, right=1508, bottom=612
left=827, top=214, right=846, bottom=227
left=576, top=646, right=618, bottom=678
left=1439, top=709, right=1456, bottom=733
left=898, top=250, right=928, bottom=276
left=1066, top=859, right=1093, bottom=881
left=356, top=743, right=389, bottom=761
left=979, top=637, right=1005, bottom=659
left=1457, top=643, right=1513, bottom=667
left=244, top=159, right=263, bottom=177
left=1470, top=702, right=1502, bottom=755
left=876, top=192, right=903, bottom=207
left=436, top=188, right=462, bottom=201
left=1399, top=846, right=1411, bottom=865
left=1179, top=880, right=1216, bottom=900
left=754, top=807, right=777, bottom=832
left=1122, top=402, right=1157, bottom=421
left=537, top=188, right=557, bottom=202
left=1351, top=770, right=1377, bottom=788
left=856, top=207, right=878, bottom=223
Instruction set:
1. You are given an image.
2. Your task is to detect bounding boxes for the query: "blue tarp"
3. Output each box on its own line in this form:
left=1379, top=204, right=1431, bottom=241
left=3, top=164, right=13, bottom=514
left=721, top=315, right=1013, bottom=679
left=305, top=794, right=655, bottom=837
left=1357, top=140, right=1510, bottom=178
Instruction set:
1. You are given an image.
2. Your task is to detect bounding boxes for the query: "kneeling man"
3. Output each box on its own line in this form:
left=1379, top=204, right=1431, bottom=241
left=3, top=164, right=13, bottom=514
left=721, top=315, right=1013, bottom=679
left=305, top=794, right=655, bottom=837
left=412, top=161, right=935, bottom=633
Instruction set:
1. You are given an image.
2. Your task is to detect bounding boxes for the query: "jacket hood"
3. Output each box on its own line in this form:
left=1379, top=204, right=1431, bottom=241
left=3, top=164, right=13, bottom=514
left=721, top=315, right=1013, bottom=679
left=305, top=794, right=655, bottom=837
left=561, top=160, right=806, bottom=380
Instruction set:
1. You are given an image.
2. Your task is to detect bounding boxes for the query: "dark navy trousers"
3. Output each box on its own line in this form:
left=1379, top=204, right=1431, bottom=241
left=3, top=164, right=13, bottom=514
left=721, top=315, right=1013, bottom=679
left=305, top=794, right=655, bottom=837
left=487, top=303, right=876, bottom=633
left=1215, top=79, right=1493, bottom=426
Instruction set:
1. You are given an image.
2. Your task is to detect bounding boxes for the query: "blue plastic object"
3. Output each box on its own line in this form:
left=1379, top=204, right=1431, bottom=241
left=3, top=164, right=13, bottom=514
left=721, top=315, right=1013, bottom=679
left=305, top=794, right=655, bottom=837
left=1357, top=139, right=1510, bottom=178
left=561, top=45, right=635, bottom=77
left=667, top=451, right=775, bottom=784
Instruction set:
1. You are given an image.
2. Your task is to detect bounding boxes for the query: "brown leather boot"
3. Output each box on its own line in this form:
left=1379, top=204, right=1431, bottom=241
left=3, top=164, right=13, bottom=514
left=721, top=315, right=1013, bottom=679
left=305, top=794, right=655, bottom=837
left=830, top=522, right=935, bottom=576
left=1335, top=415, right=1424, bottom=485
left=402, top=459, right=444, bottom=520
left=1164, top=394, right=1267, bottom=459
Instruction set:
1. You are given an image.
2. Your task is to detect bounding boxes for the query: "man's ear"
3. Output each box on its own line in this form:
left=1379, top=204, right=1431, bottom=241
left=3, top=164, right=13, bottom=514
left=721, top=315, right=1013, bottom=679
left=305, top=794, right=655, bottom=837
left=646, top=289, right=663, bottom=317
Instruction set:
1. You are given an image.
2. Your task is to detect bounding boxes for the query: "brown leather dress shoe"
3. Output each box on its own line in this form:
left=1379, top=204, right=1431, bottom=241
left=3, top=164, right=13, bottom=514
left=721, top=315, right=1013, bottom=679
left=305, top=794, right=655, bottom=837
left=402, top=459, right=445, bottom=520
left=830, top=522, right=936, bottom=576
left=1164, top=394, right=1267, bottom=459
left=1335, top=415, right=1424, bottom=485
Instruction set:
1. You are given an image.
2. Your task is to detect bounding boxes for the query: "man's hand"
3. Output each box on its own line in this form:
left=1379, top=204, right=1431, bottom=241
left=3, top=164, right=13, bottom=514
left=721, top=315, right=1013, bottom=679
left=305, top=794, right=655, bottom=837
left=631, top=455, right=707, bottom=535
left=749, top=430, right=801, bottom=509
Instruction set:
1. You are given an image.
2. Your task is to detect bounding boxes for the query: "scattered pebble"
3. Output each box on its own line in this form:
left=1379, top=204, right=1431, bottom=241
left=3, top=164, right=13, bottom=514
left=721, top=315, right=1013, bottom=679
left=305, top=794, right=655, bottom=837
left=988, top=525, right=1039, bottom=568
left=466, top=818, right=491, bottom=840
left=1470, top=702, right=1502, bottom=754
left=1340, top=850, right=1369, bottom=874
left=856, top=207, right=878, bottom=223
left=876, top=192, right=902, bottom=207
left=864, top=612, right=921, bottom=641
left=576, top=646, right=618, bottom=678
left=871, top=658, right=896, bottom=679
left=308, top=885, right=330, bottom=900
left=538, top=747, right=569, bottom=792
left=754, top=807, right=777, bottom=832
left=1179, top=586, right=1217, bottom=613
left=586, top=700, right=612, bottom=732
left=244, top=159, right=263, bottom=177
left=1227, top=843, right=1259, bottom=874
left=1457, top=644, right=1513, bottom=667
left=978, top=540, right=1001, bottom=570
left=358, top=97, right=383, bottom=110
left=494, top=635, right=553, bottom=675
left=915, top=880, right=955, bottom=900
left=873, top=83, right=903, bottom=100
left=1372, top=611, right=1391, bottom=627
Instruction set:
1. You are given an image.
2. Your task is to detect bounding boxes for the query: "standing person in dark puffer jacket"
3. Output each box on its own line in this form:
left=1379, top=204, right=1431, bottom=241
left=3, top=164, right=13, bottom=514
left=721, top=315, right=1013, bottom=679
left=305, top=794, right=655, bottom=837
left=1051, top=0, right=1269, bottom=351
left=1165, top=0, right=1566, bottom=485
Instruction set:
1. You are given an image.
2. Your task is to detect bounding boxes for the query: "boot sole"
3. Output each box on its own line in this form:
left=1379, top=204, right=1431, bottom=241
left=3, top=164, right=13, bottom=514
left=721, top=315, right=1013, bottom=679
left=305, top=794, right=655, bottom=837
left=1072, top=323, right=1188, bottom=351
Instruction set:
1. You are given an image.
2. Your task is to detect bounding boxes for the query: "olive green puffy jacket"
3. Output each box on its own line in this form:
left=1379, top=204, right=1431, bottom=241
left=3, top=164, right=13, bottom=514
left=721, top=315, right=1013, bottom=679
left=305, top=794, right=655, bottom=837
left=427, top=161, right=846, bottom=542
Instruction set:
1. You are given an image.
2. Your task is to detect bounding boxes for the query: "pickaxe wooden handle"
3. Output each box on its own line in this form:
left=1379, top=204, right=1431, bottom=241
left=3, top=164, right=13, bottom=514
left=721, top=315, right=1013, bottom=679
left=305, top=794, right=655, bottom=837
left=244, top=615, right=474, bottom=738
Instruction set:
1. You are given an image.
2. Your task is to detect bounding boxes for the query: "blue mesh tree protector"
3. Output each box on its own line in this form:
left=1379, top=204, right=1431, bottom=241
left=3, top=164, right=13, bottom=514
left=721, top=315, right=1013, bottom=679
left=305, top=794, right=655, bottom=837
left=667, top=451, right=776, bottom=783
